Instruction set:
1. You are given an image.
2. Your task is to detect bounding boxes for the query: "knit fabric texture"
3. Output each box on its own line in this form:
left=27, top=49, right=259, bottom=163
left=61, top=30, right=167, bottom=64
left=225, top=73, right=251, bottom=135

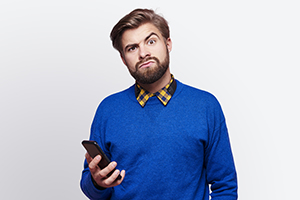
left=80, top=80, right=238, bottom=200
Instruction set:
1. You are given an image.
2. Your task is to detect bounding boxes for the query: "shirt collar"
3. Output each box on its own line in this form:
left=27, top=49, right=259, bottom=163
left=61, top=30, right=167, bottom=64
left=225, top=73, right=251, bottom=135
left=135, top=75, right=177, bottom=108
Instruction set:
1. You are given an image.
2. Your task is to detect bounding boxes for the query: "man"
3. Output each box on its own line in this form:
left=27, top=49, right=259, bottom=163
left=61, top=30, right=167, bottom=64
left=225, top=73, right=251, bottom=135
left=80, top=8, right=238, bottom=200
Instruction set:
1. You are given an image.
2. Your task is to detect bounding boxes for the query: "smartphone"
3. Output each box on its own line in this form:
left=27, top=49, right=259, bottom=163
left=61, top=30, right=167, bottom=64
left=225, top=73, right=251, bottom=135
left=82, top=140, right=122, bottom=180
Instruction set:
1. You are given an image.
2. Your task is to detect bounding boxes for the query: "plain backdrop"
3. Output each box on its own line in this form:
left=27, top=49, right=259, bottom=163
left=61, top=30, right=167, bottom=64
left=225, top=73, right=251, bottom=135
left=1, top=0, right=299, bottom=199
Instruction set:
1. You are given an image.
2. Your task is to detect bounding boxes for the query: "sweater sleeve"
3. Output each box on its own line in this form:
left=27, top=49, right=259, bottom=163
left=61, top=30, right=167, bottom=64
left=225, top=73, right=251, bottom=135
left=204, top=98, right=238, bottom=199
left=80, top=160, right=112, bottom=200
left=80, top=101, right=113, bottom=200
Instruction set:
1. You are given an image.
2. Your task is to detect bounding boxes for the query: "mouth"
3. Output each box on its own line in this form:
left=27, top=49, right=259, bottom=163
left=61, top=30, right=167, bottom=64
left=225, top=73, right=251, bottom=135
left=139, top=60, right=155, bottom=69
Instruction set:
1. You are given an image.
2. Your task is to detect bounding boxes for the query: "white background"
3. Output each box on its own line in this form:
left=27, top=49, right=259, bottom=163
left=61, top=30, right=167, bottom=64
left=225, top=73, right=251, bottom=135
left=1, top=0, right=299, bottom=199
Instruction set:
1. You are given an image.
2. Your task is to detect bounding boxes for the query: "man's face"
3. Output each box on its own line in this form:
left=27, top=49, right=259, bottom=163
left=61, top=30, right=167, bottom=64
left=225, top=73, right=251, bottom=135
left=121, top=23, right=172, bottom=84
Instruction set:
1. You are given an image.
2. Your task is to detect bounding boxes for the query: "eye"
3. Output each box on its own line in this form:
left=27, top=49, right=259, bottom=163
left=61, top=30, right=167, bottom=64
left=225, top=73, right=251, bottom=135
left=128, top=46, right=137, bottom=52
left=148, top=39, right=156, bottom=45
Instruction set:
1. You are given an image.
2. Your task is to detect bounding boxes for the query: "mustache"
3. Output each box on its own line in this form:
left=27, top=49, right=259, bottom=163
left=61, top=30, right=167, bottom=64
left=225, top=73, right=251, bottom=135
left=135, top=57, right=160, bottom=69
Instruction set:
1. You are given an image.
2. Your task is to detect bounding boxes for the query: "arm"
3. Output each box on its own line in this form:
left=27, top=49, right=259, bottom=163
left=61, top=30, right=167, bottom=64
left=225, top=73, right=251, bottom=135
left=205, top=121, right=238, bottom=199
left=80, top=97, right=126, bottom=199
left=202, top=93, right=238, bottom=199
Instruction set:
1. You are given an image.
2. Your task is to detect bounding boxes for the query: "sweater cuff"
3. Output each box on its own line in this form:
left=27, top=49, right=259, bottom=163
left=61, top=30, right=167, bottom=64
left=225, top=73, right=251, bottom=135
left=91, top=175, right=107, bottom=190
left=81, top=172, right=112, bottom=199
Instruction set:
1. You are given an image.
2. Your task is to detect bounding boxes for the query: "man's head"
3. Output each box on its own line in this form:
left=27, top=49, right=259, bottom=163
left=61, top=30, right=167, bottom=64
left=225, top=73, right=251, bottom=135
left=110, top=9, right=172, bottom=85
left=110, top=9, right=170, bottom=54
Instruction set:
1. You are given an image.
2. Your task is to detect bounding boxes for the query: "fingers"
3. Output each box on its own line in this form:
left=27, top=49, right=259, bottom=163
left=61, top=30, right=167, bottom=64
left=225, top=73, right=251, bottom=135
left=100, top=168, right=126, bottom=187
left=85, top=153, right=94, bottom=164
left=88, top=155, right=102, bottom=173
left=86, top=154, right=125, bottom=188
left=102, top=168, right=120, bottom=185
left=99, top=161, right=117, bottom=178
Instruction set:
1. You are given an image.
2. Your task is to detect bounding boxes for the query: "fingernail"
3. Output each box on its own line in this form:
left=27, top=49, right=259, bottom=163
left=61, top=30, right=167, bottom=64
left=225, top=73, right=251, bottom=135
left=95, top=155, right=101, bottom=160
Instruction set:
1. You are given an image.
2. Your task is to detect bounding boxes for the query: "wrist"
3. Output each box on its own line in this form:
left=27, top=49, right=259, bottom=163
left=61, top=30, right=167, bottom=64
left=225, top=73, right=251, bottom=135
left=91, top=175, right=106, bottom=190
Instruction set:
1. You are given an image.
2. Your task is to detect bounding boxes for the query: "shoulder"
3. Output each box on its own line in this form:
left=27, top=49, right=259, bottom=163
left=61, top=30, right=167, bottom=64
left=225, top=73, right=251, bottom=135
left=94, top=85, right=135, bottom=115
left=176, top=80, right=220, bottom=106
left=102, top=85, right=134, bottom=104
left=175, top=80, right=226, bottom=125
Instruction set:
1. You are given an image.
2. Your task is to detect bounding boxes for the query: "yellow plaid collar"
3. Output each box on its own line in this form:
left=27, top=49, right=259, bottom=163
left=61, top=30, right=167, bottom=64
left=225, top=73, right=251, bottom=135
left=135, top=75, right=177, bottom=108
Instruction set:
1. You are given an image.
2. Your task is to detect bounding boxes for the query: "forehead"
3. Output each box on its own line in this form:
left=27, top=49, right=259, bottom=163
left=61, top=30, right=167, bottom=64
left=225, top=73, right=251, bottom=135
left=121, top=23, right=162, bottom=47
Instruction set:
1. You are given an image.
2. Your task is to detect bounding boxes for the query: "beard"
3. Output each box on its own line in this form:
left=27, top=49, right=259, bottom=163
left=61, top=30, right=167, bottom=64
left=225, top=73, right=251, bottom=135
left=128, top=47, right=170, bottom=84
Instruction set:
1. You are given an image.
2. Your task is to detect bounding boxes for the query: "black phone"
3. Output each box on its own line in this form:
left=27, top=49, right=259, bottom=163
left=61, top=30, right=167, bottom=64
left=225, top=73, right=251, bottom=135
left=82, top=140, right=122, bottom=180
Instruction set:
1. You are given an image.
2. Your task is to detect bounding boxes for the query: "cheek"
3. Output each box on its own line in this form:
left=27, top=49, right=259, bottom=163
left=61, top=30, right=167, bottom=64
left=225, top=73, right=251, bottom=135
left=157, top=49, right=167, bottom=61
left=124, top=55, right=137, bottom=69
left=156, top=44, right=168, bottom=57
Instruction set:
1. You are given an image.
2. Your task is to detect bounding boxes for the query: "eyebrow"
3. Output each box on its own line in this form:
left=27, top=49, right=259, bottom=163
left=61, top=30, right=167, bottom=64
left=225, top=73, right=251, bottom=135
left=124, top=32, right=160, bottom=52
left=145, top=32, right=160, bottom=41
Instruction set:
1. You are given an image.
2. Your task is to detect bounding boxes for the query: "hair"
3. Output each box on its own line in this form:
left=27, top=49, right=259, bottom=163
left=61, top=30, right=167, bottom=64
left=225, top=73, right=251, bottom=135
left=110, top=8, right=170, bottom=53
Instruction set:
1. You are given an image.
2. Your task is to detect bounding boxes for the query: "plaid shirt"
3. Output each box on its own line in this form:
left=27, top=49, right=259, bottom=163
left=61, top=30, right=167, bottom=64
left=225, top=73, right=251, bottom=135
left=135, top=75, right=177, bottom=107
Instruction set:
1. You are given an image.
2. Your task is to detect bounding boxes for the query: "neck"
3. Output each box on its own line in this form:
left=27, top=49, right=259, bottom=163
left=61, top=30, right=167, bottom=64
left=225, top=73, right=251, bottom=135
left=137, top=69, right=171, bottom=93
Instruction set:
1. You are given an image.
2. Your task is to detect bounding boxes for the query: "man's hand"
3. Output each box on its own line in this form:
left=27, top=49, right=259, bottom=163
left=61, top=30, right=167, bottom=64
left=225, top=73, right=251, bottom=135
left=85, top=153, right=125, bottom=188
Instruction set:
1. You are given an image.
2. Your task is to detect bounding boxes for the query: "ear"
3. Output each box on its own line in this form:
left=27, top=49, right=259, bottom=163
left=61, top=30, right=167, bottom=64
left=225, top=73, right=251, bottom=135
left=166, top=38, right=172, bottom=52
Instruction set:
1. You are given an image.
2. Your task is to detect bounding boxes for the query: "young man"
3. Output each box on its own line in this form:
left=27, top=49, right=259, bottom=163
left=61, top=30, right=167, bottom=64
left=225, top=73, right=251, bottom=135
left=80, top=8, right=238, bottom=200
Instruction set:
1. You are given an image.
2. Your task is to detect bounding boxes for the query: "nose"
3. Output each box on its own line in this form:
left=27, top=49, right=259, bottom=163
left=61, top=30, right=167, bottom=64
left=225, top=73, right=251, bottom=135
left=139, top=45, right=150, bottom=60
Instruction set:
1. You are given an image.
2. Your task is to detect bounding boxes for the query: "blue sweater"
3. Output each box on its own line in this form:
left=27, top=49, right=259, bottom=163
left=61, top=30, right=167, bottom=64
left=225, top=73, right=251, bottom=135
left=80, top=80, right=237, bottom=200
